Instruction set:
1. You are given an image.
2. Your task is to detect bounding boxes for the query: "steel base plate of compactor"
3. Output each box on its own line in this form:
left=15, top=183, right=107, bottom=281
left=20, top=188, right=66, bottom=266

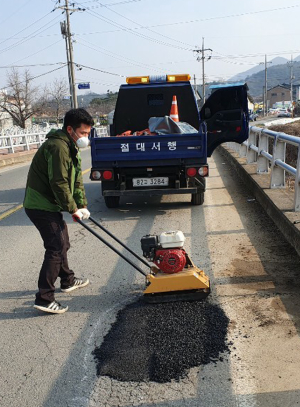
left=143, top=264, right=210, bottom=303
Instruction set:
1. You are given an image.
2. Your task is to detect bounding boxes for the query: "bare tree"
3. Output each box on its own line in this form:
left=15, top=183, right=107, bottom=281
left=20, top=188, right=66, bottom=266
left=0, top=68, right=41, bottom=128
left=48, top=78, right=69, bottom=124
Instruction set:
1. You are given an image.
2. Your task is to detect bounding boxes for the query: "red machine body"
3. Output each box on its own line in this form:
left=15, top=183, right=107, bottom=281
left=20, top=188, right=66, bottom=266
left=141, top=232, right=187, bottom=274
left=153, top=249, right=186, bottom=274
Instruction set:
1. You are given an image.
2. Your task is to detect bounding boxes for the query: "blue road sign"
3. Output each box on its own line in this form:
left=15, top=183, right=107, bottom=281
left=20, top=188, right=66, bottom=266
left=78, top=83, right=90, bottom=90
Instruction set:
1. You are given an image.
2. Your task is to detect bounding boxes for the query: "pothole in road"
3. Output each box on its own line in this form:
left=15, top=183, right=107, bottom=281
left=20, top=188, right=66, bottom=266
left=92, top=299, right=229, bottom=383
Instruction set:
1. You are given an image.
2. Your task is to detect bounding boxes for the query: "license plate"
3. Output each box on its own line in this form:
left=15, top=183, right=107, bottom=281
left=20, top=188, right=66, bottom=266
left=133, top=177, right=169, bottom=187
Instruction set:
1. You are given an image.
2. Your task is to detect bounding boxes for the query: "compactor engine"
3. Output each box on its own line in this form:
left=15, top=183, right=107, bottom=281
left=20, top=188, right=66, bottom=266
left=141, top=231, right=187, bottom=274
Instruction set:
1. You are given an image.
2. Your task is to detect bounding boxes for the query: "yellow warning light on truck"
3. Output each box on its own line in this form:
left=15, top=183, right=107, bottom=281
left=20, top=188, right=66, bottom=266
left=126, top=76, right=150, bottom=85
left=126, top=74, right=191, bottom=85
left=167, top=74, right=191, bottom=82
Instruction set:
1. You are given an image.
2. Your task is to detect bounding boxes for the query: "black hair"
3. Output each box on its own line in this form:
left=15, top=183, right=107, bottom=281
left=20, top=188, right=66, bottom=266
left=63, top=108, right=94, bottom=129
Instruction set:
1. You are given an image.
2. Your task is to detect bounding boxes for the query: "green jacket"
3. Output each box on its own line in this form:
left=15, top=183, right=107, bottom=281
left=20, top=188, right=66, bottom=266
left=23, top=128, right=87, bottom=213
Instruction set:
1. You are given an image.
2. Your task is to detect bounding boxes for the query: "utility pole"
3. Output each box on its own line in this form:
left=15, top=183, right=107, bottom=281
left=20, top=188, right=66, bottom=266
left=264, top=54, right=268, bottom=116
left=263, top=86, right=265, bottom=117
left=260, top=55, right=272, bottom=116
left=193, top=38, right=212, bottom=104
left=65, top=0, right=77, bottom=108
left=287, top=56, right=294, bottom=111
left=57, top=0, right=85, bottom=108
left=201, top=38, right=205, bottom=102
left=60, top=21, right=73, bottom=107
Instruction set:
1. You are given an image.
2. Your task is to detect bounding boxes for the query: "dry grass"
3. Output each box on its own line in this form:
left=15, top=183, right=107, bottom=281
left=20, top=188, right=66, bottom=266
left=268, top=121, right=300, bottom=138
left=267, top=121, right=300, bottom=192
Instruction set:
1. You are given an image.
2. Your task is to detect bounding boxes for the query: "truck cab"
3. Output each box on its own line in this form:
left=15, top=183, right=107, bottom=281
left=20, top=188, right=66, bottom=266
left=90, top=75, right=249, bottom=208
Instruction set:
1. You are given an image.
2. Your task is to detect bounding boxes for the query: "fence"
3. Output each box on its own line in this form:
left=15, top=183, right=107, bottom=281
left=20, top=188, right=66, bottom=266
left=95, top=126, right=108, bottom=137
left=228, top=125, right=300, bottom=211
left=0, top=125, right=108, bottom=154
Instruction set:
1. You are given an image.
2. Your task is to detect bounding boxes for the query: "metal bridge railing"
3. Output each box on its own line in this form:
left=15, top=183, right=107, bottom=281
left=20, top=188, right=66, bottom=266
left=0, top=125, right=108, bottom=154
left=0, top=132, right=47, bottom=154
left=227, top=125, right=300, bottom=212
left=95, top=126, right=109, bottom=137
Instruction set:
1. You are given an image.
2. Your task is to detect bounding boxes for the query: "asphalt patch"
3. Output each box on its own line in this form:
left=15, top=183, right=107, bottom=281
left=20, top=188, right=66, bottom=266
left=93, top=299, right=229, bottom=383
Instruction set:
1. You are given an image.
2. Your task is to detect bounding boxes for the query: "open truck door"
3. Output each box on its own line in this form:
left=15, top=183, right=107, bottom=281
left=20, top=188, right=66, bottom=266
left=200, top=83, right=249, bottom=157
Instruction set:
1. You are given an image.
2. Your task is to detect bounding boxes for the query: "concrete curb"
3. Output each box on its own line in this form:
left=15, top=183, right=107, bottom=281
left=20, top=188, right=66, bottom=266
left=0, top=150, right=37, bottom=168
left=0, top=145, right=92, bottom=168
left=219, top=145, right=300, bottom=257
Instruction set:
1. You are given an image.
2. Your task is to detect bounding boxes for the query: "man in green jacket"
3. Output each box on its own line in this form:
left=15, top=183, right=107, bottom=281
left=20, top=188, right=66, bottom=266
left=24, top=108, right=94, bottom=314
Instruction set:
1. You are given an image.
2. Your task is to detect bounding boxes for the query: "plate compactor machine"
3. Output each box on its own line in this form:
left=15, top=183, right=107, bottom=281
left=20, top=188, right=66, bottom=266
left=77, top=216, right=210, bottom=302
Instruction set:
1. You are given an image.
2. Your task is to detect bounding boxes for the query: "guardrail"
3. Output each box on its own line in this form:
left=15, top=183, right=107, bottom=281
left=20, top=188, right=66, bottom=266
left=0, top=126, right=108, bottom=154
left=95, top=126, right=108, bottom=137
left=0, top=132, right=47, bottom=154
left=228, top=125, right=300, bottom=211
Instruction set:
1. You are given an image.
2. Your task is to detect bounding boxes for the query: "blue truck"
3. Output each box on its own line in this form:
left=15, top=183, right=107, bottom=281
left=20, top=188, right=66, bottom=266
left=90, top=74, right=249, bottom=208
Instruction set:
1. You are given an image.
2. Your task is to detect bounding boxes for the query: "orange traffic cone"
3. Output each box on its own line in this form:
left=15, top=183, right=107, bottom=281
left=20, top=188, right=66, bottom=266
left=170, top=95, right=179, bottom=122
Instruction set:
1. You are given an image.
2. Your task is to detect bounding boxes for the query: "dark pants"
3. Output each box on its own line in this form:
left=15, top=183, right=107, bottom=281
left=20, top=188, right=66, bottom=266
left=25, top=209, right=75, bottom=305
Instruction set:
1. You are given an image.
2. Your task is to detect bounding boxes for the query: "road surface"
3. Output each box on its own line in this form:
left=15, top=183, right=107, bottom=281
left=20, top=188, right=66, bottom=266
left=1, top=148, right=300, bottom=407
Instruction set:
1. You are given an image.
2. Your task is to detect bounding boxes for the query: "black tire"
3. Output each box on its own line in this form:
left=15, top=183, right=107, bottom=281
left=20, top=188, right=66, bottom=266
left=191, top=191, right=204, bottom=205
left=104, top=196, right=120, bottom=208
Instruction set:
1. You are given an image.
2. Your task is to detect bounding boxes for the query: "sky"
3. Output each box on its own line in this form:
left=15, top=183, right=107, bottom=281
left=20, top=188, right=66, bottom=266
left=1, top=0, right=300, bottom=98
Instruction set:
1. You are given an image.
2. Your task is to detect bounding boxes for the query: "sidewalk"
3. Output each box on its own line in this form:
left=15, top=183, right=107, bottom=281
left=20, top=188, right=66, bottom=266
left=219, top=145, right=300, bottom=258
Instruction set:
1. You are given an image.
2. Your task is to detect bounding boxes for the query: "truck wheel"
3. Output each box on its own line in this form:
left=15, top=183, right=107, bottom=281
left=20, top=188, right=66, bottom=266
left=104, top=196, right=120, bottom=208
left=191, top=191, right=204, bottom=205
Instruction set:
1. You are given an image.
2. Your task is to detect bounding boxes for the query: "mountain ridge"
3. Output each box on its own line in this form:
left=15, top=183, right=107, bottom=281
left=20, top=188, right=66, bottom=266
left=209, top=55, right=300, bottom=98
left=229, top=56, right=290, bottom=82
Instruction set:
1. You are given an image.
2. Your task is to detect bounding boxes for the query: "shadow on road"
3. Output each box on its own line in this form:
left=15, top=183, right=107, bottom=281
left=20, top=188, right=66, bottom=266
left=38, top=180, right=238, bottom=407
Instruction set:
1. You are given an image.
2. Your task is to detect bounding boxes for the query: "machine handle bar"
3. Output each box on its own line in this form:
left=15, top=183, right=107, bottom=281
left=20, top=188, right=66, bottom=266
left=89, top=216, right=150, bottom=268
left=76, top=218, right=149, bottom=277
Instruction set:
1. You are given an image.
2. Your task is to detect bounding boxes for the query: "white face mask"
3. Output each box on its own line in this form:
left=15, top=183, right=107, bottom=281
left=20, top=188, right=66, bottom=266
left=71, top=129, right=90, bottom=148
left=75, top=136, right=90, bottom=148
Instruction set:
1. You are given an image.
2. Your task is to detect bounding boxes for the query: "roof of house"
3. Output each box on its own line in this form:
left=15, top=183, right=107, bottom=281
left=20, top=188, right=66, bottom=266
left=267, top=84, right=290, bottom=92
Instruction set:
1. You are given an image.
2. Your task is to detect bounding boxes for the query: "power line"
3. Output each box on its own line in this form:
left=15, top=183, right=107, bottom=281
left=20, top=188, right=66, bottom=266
left=0, top=11, right=55, bottom=47
left=83, top=8, right=192, bottom=51
left=135, top=4, right=300, bottom=29
left=81, top=0, right=142, bottom=6
left=83, top=0, right=194, bottom=48
left=73, top=3, right=300, bottom=36
left=71, top=3, right=300, bottom=55
left=10, top=40, right=63, bottom=66
left=0, top=0, right=32, bottom=26
left=75, top=62, right=126, bottom=77
left=0, top=64, right=67, bottom=91
left=30, top=64, right=68, bottom=81
left=0, top=15, right=62, bottom=56
left=213, top=58, right=258, bottom=66
left=0, top=63, right=64, bottom=69
left=4, top=4, right=300, bottom=43
left=76, top=38, right=165, bottom=73
left=213, top=49, right=300, bottom=59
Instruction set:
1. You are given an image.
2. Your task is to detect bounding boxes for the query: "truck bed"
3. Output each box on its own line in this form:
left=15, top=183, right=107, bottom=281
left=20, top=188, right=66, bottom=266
left=91, top=132, right=207, bottom=168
